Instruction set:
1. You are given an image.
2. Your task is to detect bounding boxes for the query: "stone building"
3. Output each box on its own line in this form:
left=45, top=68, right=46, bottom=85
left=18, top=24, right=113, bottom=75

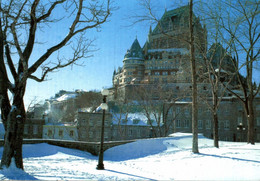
left=76, top=111, right=160, bottom=142
left=77, top=112, right=113, bottom=142
left=165, top=96, right=260, bottom=142
left=109, top=5, right=259, bottom=143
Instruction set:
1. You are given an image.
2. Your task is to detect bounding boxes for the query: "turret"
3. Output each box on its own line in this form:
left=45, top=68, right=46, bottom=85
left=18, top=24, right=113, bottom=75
left=123, top=38, right=145, bottom=84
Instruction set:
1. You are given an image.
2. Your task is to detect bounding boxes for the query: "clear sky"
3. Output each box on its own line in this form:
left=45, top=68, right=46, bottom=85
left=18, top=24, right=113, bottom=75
left=24, top=0, right=185, bottom=107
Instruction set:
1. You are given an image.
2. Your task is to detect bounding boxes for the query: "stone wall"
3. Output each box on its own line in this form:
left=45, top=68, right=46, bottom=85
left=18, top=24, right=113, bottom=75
left=0, top=139, right=134, bottom=156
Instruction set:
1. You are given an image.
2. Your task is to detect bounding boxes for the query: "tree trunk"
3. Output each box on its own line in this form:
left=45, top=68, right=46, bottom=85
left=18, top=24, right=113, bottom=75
left=0, top=20, right=11, bottom=130
left=213, top=112, right=219, bottom=148
left=189, top=0, right=199, bottom=153
left=247, top=97, right=255, bottom=145
left=1, top=86, right=26, bottom=169
left=213, top=91, right=219, bottom=148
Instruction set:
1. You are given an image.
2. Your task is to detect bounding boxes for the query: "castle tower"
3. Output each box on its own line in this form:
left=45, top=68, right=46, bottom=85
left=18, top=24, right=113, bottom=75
left=122, top=38, right=145, bottom=85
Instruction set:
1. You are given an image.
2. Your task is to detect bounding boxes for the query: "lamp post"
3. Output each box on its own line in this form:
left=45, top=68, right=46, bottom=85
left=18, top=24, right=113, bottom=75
left=237, top=123, right=246, bottom=142
left=96, top=89, right=109, bottom=170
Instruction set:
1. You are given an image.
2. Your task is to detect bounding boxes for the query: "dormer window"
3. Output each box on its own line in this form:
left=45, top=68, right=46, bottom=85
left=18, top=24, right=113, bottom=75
left=171, top=15, right=177, bottom=24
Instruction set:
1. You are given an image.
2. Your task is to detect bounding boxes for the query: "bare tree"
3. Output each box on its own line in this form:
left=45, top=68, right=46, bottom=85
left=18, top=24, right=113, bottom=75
left=215, top=0, right=260, bottom=144
left=188, top=0, right=199, bottom=153
left=110, top=99, right=133, bottom=140
left=0, top=0, right=112, bottom=169
left=195, top=1, right=237, bottom=148
left=135, top=84, right=183, bottom=137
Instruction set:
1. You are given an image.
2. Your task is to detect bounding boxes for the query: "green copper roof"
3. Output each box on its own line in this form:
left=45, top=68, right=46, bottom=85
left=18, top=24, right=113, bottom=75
left=161, top=5, right=189, bottom=19
left=124, top=38, right=144, bottom=59
left=152, top=5, right=190, bottom=34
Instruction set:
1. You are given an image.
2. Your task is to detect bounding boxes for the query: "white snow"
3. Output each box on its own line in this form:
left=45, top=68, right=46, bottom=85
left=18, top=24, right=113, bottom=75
left=0, top=133, right=259, bottom=180
left=112, top=112, right=162, bottom=126
left=55, top=93, right=77, bottom=102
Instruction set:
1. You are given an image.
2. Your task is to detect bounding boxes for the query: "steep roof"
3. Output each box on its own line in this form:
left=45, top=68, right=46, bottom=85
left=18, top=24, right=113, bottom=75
left=124, top=38, right=144, bottom=59
left=161, top=5, right=189, bottom=19
left=153, top=5, right=189, bottom=34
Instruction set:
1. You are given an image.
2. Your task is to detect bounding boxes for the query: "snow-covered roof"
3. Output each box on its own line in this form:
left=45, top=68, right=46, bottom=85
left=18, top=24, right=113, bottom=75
left=78, top=107, right=94, bottom=113
left=112, top=113, right=163, bottom=126
left=55, top=93, right=77, bottom=102
left=174, top=101, right=192, bottom=104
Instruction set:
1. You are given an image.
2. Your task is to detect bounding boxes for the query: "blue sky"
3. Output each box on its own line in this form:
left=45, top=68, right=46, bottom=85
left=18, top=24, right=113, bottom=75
left=24, top=0, right=185, bottom=107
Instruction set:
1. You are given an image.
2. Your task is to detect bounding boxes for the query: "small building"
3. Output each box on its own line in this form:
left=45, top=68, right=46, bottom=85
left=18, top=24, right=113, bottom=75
left=111, top=113, right=161, bottom=141
left=43, top=123, right=78, bottom=141
left=77, top=112, right=113, bottom=142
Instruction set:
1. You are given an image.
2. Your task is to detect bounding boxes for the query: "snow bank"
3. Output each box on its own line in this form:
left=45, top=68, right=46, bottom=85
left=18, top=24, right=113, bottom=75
left=104, top=138, right=169, bottom=161
left=0, top=133, right=259, bottom=180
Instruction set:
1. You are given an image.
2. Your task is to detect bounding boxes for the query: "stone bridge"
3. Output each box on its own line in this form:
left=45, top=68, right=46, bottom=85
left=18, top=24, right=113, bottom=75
left=0, top=139, right=135, bottom=155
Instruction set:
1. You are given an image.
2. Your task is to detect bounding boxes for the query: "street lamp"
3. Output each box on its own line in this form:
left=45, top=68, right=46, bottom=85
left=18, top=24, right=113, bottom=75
left=237, top=123, right=246, bottom=142
left=96, top=89, right=109, bottom=170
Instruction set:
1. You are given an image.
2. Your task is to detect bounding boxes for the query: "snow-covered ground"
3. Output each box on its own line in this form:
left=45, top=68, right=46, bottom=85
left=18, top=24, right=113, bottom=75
left=0, top=133, right=259, bottom=180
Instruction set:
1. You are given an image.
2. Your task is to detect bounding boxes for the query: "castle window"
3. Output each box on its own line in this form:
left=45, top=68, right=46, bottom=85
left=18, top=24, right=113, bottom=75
left=48, top=130, right=52, bottom=137
left=206, top=120, right=211, bottom=129
left=184, top=120, right=189, bottom=128
left=224, top=120, right=230, bottom=130
left=33, top=125, right=38, bottom=134
left=176, top=120, right=181, bottom=128
left=198, top=120, right=203, bottom=129
left=59, top=130, right=63, bottom=137
left=24, top=124, right=29, bottom=134
left=171, top=15, right=177, bottom=24
left=162, top=71, right=168, bottom=76
left=70, top=130, right=74, bottom=137
left=171, top=71, right=176, bottom=75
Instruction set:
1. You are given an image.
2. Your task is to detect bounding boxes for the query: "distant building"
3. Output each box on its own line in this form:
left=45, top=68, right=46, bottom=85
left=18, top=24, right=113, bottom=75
left=43, top=123, right=78, bottom=141
left=77, top=112, right=113, bottom=142
left=166, top=96, right=260, bottom=142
